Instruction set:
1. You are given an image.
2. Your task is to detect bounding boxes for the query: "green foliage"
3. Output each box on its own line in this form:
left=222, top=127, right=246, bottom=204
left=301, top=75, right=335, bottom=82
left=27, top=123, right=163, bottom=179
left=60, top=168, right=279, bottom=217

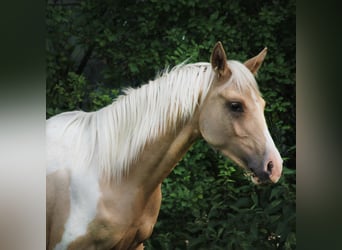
left=47, top=0, right=295, bottom=248
left=145, top=141, right=295, bottom=249
left=46, top=72, right=87, bottom=117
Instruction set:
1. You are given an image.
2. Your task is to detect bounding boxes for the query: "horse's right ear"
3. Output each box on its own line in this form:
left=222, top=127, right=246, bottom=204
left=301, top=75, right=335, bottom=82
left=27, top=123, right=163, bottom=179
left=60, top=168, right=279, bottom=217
left=210, top=42, right=231, bottom=78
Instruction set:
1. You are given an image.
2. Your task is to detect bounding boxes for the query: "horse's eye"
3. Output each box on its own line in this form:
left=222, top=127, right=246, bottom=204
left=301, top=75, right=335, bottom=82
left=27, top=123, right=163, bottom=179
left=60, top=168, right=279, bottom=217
left=229, top=102, right=244, bottom=113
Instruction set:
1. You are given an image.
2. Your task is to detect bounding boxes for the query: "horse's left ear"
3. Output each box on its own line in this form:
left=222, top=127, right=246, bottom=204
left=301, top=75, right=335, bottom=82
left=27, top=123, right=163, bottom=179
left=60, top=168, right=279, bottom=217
left=244, top=47, right=268, bottom=75
left=210, top=42, right=231, bottom=78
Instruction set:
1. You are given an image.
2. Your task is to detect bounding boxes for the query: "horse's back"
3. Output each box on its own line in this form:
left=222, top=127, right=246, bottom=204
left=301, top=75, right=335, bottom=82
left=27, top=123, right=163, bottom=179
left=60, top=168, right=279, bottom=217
left=46, top=111, right=83, bottom=174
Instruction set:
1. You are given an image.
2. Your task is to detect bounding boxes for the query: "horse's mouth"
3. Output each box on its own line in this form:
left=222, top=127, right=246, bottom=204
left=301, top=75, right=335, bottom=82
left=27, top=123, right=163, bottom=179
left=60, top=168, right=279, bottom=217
left=245, top=170, right=271, bottom=185
left=229, top=158, right=265, bottom=184
left=218, top=149, right=272, bottom=185
left=251, top=174, right=263, bottom=185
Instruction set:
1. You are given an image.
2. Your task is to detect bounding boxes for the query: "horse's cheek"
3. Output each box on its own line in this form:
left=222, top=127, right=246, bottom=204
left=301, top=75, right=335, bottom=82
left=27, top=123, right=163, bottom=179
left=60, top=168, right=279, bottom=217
left=199, top=117, right=226, bottom=148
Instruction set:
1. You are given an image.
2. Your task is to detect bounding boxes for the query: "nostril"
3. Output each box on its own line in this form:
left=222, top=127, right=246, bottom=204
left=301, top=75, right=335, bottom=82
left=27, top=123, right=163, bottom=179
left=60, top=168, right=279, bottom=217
left=267, top=161, right=273, bottom=173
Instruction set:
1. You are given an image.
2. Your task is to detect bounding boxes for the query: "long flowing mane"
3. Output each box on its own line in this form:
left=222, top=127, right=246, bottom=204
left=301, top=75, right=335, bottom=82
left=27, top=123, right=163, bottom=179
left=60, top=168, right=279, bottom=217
left=52, top=60, right=258, bottom=181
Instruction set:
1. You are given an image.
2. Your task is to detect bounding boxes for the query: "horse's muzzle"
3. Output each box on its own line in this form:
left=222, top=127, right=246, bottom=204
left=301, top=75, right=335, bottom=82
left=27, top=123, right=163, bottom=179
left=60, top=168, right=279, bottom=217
left=249, top=158, right=283, bottom=184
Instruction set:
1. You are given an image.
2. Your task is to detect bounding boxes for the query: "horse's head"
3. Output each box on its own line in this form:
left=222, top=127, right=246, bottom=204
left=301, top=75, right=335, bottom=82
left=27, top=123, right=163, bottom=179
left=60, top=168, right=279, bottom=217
left=199, top=42, right=283, bottom=184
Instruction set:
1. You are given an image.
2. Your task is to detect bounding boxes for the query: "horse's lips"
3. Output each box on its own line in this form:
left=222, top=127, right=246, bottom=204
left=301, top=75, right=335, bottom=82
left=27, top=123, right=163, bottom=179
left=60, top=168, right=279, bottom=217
left=245, top=170, right=273, bottom=185
left=219, top=149, right=262, bottom=182
left=244, top=170, right=259, bottom=184
left=221, top=150, right=281, bottom=184
left=218, top=149, right=262, bottom=184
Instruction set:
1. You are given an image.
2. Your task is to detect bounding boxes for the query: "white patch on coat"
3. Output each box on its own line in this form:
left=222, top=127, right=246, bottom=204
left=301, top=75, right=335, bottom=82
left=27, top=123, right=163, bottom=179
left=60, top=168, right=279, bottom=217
left=54, top=169, right=101, bottom=250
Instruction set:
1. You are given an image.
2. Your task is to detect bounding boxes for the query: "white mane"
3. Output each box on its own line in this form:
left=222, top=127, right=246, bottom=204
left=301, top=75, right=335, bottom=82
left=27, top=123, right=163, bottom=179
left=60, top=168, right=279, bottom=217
left=49, top=60, right=258, bottom=182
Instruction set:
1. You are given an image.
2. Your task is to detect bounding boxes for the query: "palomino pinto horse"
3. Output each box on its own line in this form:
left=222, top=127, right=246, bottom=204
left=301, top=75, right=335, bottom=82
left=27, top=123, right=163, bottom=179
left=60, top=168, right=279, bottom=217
left=46, top=42, right=283, bottom=249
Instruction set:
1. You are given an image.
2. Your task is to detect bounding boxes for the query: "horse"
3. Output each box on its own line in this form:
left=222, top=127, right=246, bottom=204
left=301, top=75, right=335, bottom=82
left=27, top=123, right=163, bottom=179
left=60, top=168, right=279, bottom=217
left=46, top=42, right=283, bottom=250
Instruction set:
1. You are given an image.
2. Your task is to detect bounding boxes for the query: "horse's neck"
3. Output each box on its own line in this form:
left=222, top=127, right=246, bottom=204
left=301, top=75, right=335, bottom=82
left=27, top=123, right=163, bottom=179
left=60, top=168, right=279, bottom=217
left=122, top=112, right=201, bottom=195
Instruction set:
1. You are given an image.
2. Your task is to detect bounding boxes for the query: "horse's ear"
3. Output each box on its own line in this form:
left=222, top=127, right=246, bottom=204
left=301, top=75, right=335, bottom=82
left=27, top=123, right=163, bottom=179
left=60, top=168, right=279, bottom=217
left=211, top=42, right=230, bottom=78
left=244, top=47, right=267, bottom=75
